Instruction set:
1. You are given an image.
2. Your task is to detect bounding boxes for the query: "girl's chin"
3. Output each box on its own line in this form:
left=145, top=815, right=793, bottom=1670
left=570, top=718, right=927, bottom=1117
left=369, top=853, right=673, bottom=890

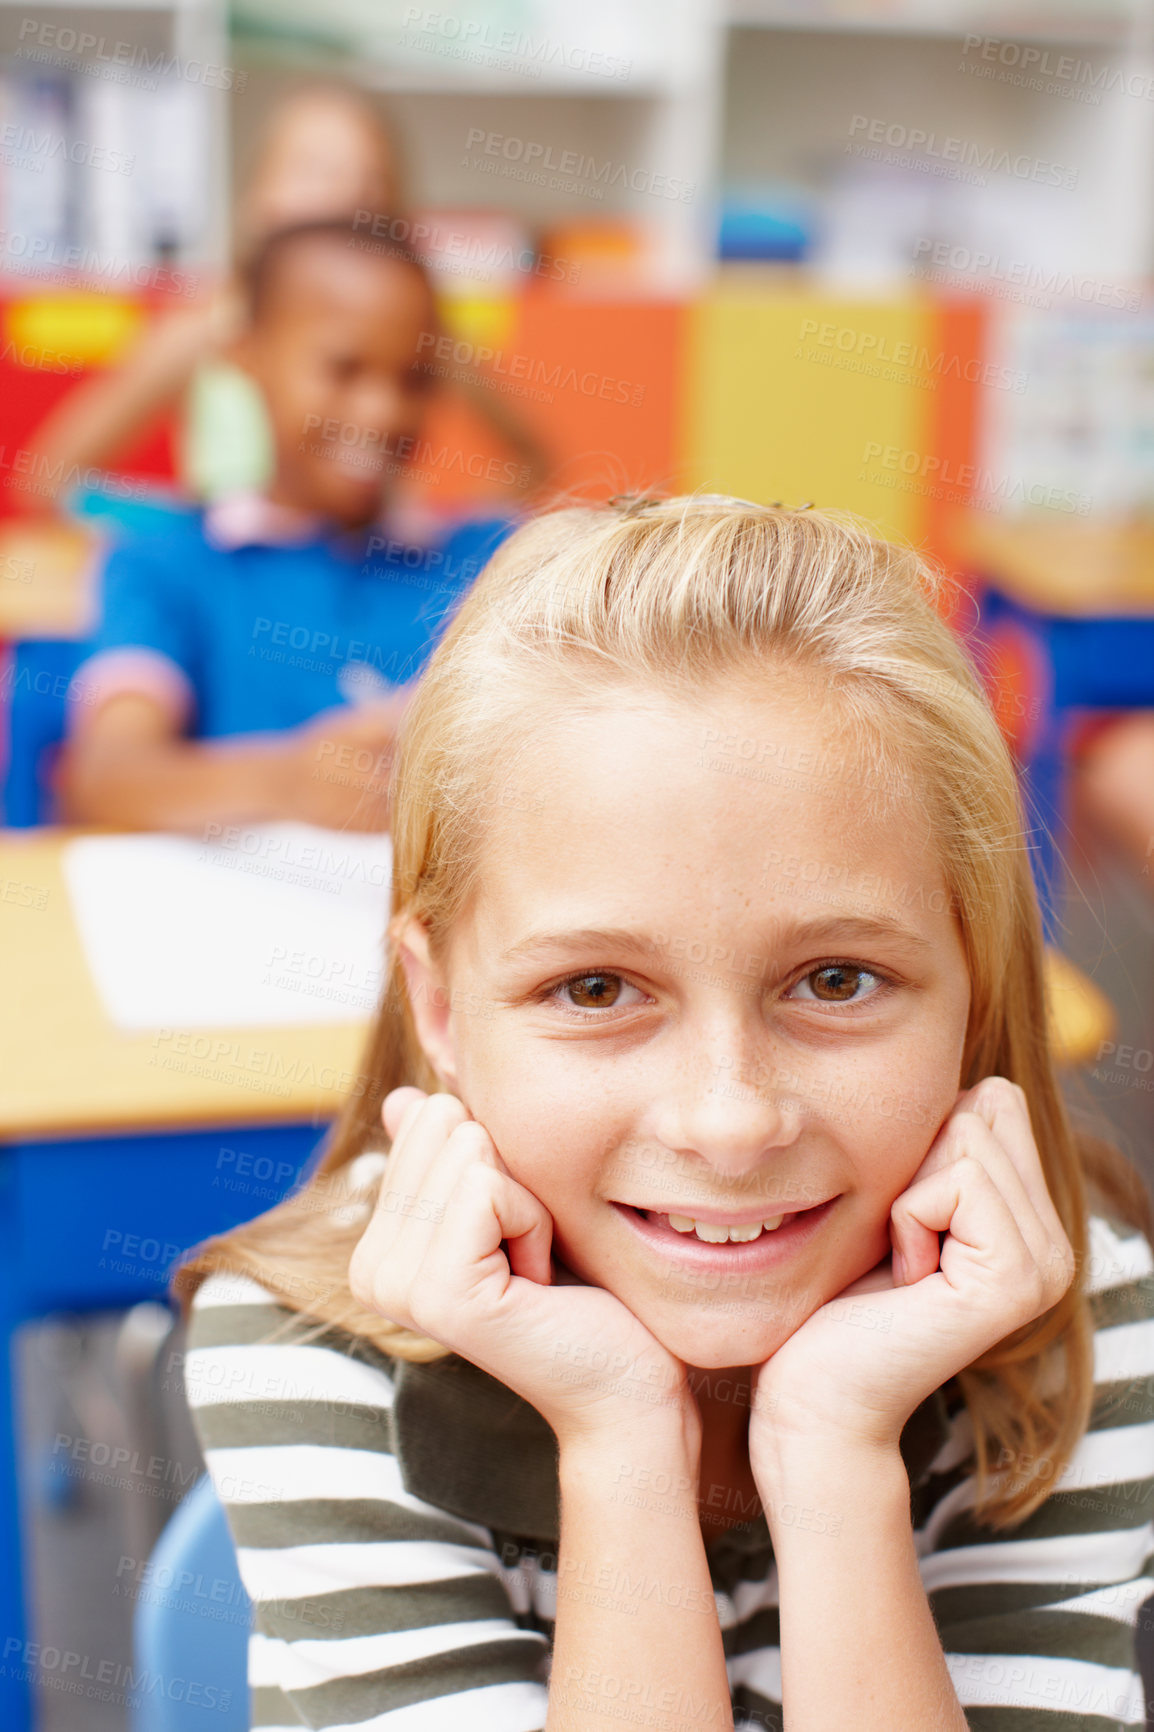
left=645, top=1310, right=799, bottom=1372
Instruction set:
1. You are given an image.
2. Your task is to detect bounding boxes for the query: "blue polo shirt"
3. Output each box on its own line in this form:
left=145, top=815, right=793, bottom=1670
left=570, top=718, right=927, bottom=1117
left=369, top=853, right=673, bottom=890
left=74, top=507, right=510, bottom=739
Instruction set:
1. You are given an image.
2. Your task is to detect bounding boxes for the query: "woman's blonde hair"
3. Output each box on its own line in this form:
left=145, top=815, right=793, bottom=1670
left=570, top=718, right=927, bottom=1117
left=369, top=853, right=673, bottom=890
left=175, top=494, right=1150, bottom=1527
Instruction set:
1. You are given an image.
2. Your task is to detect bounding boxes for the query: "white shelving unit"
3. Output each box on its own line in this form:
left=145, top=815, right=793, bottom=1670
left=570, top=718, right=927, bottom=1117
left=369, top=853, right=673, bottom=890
left=2, top=0, right=1152, bottom=293
left=220, top=0, right=1154, bottom=288
left=0, top=0, right=231, bottom=279
left=734, top=0, right=1154, bottom=289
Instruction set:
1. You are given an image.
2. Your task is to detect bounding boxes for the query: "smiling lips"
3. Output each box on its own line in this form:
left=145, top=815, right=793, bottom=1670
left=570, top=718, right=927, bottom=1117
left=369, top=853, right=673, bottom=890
left=613, top=1198, right=838, bottom=1268
left=632, top=1201, right=831, bottom=1244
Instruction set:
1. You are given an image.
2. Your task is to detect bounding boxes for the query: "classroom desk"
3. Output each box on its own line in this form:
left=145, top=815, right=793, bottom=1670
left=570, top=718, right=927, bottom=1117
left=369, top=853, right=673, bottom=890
left=960, top=516, right=1154, bottom=617
left=0, top=827, right=372, bottom=1732
left=958, top=514, right=1154, bottom=936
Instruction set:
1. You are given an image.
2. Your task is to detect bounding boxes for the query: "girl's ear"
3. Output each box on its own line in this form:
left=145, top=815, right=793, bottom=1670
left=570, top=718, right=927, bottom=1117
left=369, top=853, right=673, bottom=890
left=390, top=915, right=460, bottom=1090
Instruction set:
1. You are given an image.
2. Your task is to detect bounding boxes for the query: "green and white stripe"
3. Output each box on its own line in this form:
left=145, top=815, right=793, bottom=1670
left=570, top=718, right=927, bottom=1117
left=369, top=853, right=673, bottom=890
left=185, top=1214, right=1154, bottom=1731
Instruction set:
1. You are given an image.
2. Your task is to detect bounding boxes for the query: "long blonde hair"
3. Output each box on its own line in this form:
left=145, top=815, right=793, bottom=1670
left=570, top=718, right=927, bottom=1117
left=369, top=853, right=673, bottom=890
left=176, top=495, right=1149, bottom=1527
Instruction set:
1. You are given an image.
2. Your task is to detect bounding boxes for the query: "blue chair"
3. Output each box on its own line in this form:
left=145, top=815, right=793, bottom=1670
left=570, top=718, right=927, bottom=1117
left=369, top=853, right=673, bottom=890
left=974, top=584, right=1154, bottom=945
left=131, top=1475, right=251, bottom=1732
left=1, top=637, right=90, bottom=825
left=0, top=489, right=195, bottom=825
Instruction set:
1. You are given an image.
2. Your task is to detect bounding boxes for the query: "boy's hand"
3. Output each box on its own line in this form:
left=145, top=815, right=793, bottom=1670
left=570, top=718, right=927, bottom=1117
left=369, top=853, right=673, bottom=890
left=287, top=695, right=409, bottom=830
left=349, top=1087, right=696, bottom=1450
left=748, top=1077, right=1075, bottom=1465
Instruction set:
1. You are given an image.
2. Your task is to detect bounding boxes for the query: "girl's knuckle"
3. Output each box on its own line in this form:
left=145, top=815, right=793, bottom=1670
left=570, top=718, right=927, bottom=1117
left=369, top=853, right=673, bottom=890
left=456, top=1152, right=494, bottom=1195
left=1048, top=1244, right=1076, bottom=1298
left=347, top=1260, right=371, bottom=1309
left=449, top=1120, right=491, bottom=1156
left=407, top=1270, right=442, bottom=1329
left=350, top=1255, right=398, bottom=1320
left=946, top=1114, right=981, bottom=1152
left=427, top=1092, right=468, bottom=1129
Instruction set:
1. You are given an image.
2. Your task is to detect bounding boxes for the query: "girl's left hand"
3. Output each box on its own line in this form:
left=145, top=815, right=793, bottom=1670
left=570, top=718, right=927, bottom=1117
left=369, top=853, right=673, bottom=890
left=749, top=1076, right=1076, bottom=1462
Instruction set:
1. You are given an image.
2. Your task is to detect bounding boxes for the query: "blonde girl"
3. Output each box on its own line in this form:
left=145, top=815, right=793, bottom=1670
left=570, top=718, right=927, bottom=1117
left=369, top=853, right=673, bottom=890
left=179, top=496, right=1154, bottom=1732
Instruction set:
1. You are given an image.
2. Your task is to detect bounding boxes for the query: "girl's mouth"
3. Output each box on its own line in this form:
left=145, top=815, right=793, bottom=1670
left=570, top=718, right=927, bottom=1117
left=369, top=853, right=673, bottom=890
left=610, top=1199, right=837, bottom=1271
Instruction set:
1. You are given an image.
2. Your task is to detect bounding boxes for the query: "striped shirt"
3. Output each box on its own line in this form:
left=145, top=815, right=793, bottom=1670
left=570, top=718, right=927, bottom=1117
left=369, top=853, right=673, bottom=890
left=184, top=1211, right=1154, bottom=1731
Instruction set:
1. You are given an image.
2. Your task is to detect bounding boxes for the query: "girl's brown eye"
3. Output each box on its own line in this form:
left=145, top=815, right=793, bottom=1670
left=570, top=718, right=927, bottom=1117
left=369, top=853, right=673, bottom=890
left=807, top=965, right=870, bottom=1002
left=566, top=973, right=623, bottom=1009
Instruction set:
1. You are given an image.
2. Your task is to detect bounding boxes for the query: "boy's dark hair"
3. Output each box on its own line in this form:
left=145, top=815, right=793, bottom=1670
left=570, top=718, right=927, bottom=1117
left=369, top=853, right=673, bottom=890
left=242, top=215, right=434, bottom=322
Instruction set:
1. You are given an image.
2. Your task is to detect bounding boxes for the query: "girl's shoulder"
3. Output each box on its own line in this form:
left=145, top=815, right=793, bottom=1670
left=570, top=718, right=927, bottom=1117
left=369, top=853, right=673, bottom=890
left=1080, top=1209, right=1154, bottom=1422
left=188, top=1267, right=291, bottom=1317
left=185, top=1265, right=561, bottom=1540
left=184, top=1268, right=400, bottom=1449
left=1083, top=1208, right=1154, bottom=1303
left=916, top=1210, right=1154, bottom=1528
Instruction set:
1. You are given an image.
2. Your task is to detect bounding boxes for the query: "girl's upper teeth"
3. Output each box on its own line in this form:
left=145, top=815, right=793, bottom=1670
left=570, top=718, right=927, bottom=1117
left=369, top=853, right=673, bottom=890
left=665, top=1213, right=785, bottom=1242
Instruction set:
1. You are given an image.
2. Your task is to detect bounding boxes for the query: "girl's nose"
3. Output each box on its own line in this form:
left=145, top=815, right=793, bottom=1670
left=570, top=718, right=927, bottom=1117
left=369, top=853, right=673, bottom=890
left=650, top=1047, right=803, bottom=1179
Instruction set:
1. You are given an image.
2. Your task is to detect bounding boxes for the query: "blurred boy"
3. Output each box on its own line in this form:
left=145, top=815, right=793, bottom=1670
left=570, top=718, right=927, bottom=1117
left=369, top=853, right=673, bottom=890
left=59, top=218, right=508, bottom=833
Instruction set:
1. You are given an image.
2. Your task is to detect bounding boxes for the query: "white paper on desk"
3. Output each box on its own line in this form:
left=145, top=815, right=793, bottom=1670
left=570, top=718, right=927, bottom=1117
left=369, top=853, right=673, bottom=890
left=61, top=825, right=392, bottom=1030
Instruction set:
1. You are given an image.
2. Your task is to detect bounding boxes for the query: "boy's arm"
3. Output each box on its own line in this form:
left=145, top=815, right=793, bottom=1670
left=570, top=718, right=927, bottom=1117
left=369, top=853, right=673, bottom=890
left=13, top=304, right=224, bottom=517
left=57, top=692, right=299, bottom=834
left=58, top=692, right=399, bottom=834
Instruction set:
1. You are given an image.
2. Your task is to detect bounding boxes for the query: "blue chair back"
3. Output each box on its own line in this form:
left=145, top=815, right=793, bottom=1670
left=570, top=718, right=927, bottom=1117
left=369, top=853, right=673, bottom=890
left=1, top=638, right=90, bottom=825
left=131, top=1475, right=251, bottom=1732
left=0, top=489, right=197, bottom=826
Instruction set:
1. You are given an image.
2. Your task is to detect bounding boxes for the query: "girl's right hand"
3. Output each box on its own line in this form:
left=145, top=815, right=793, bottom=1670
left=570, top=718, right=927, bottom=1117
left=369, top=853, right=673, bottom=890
left=348, top=1087, right=695, bottom=1451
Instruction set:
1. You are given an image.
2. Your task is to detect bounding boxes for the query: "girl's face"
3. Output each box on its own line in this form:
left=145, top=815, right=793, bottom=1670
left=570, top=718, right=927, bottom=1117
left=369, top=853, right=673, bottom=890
left=400, top=675, right=972, bottom=1371
left=245, top=100, right=397, bottom=241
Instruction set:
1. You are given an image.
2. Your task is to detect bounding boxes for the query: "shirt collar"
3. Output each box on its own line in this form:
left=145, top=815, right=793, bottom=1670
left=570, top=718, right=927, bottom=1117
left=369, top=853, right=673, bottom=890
left=203, top=491, right=326, bottom=552
left=388, top=1352, right=562, bottom=1542
left=379, top=1349, right=953, bottom=1552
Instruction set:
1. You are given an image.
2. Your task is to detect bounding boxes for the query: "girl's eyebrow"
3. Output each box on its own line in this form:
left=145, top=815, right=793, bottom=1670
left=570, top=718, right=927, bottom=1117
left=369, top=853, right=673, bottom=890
left=500, top=914, right=933, bottom=966
left=500, top=926, right=655, bottom=964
